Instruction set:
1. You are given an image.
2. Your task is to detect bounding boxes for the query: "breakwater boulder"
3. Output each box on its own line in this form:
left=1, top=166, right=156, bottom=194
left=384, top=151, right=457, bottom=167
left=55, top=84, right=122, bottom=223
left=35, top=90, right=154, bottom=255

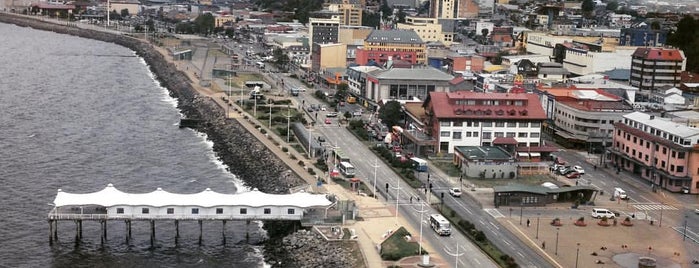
left=0, top=14, right=303, bottom=194
left=265, top=228, right=358, bottom=268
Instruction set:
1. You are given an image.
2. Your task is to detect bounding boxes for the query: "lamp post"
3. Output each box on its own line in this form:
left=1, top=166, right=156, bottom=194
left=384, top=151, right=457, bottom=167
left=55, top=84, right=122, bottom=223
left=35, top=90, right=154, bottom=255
left=412, top=201, right=429, bottom=256
left=575, top=243, right=580, bottom=268
left=390, top=179, right=401, bottom=220
left=520, top=201, right=523, bottom=225
left=307, top=125, right=313, bottom=158
left=684, top=214, right=688, bottom=241
left=444, top=243, right=465, bottom=268
left=659, top=202, right=663, bottom=227
left=286, top=105, right=291, bottom=143
left=372, top=158, right=379, bottom=198
left=227, top=73, right=232, bottom=119
left=268, top=103, right=272, bottom=128
left=555, top=227, right=560, bottom=255
left=536, top=213, right=541, bottom=239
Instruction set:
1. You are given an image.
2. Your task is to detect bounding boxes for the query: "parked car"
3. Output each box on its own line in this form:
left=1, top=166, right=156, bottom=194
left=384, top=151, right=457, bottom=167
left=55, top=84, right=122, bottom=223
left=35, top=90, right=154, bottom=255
left=326, top=112, right=338, bottom=117
left=449, top=188, right=462, bottom=197
left=695, top=208, right=699, bottom=214
left=565, top=172, right=581, bottom=179
left=591, top=208, right=616, bottom=219
left=325, top=118, right=332, bottom=124
left=321, top=105, right=327, bottom=111
left=573, top=165, right=585, bottom=174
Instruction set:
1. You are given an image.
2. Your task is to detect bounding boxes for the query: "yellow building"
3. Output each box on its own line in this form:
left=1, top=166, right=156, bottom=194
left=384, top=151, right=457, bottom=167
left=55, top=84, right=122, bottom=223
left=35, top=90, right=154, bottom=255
left=396, top=16, right=455, bottom=46
left=312, top=43, right=347, bottom=72
left=327, top=0, right=362, bottom=26
left=214, top=15, right=236, bottom=28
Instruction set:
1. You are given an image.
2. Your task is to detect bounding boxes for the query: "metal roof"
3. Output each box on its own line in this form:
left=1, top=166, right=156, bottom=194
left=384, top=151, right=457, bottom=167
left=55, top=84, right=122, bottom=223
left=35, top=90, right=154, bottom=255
left=366, top=30, right=424, bottom=44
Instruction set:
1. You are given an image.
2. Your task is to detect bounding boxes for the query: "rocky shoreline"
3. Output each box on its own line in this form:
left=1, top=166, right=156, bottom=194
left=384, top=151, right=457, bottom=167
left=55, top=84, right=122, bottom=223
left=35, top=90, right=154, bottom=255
left=0, top=14, right=359, bottom=268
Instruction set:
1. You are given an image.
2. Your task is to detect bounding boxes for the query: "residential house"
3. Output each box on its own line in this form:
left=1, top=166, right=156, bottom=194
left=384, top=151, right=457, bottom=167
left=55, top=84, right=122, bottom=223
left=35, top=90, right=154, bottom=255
left=630, top=47, right=686, bottom=91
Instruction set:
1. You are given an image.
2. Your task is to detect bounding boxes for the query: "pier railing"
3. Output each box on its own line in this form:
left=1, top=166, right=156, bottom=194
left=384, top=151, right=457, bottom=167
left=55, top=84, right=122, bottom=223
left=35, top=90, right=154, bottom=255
left=47, top=212, right=307, bottom=221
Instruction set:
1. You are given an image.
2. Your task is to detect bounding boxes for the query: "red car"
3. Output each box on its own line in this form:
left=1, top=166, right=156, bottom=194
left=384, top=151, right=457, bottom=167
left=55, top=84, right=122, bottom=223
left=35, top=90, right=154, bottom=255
left=325, top=118, right=332, bottom=124
left=565, top=172, right=581, bottom=179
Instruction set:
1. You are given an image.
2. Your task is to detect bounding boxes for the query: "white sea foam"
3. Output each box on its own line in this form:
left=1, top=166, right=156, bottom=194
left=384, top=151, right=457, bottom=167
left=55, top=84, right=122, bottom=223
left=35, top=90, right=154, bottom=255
left=193, top=132, right=249, bottom=192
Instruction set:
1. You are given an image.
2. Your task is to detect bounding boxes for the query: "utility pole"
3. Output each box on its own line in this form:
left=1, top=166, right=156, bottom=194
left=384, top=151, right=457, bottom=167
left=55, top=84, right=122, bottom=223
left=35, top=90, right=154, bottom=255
left=372, top=158, right=379, bottom=198
left=444, top=243, right=465, bottom=268
left=286, top=105, right=291, bottom=143
left=389, top=179, right=401, bottom=220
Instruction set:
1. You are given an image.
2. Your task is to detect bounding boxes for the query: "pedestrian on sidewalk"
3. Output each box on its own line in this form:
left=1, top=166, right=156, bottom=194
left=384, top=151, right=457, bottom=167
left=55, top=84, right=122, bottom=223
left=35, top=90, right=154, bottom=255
left=410, top=196, right=413, bottom=203
left=526, top=219, right=530, bottom=227
left=542, top=241, right=546, bottom=249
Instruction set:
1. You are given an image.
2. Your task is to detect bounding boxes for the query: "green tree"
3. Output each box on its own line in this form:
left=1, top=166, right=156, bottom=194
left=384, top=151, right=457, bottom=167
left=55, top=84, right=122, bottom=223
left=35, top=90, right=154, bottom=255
left=336, top=83, right=349, bottom=101
left=362, top=12, right=380, bottom=28
left=273, top=48, right=290, bottom=70
left=582, top=0, right=596, bottom=17
left=120, top=8, right=129, bottom=18
left=379, top=101, right=402, bottom=129
left=667, top=15, right=699, bottom=72
left=194, top=13, right=215, bottom=36
left=379, top=0, right=392, bottom=20
left=396, top=8, right=406, bottom=23
left=605, top=0, right=618, bottom=11
left=491, top=50, right=509, bottom=64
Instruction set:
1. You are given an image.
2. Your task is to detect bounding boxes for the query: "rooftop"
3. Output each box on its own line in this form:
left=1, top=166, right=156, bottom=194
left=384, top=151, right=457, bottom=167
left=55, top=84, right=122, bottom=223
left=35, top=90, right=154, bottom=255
left=454, top=146, right=513, bottom=161
left=428, top=92, right=547, bottom=120
left=624, top=112, right=699, bottom=139
left=632, top=47, right=685, bottom=61
left=365, top=30, right=424, bottom=45
left=370, top=67, right=453, bottom=81
left=52, top=184, right=333, bottom=208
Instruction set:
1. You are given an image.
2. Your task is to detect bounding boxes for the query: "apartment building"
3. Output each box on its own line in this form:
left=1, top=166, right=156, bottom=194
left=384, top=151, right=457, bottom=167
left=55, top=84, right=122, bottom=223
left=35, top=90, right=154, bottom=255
left=429, top=0, right=479, bottom=19
left=609, top=112, right=699, bottom=194
left=327, top=0, right=363, bottom=26
left=423, top=92, right=547, bottom=153
left=396, top=17, right=455, bottom=46
left=308, top=17, right=340, bottom=54
left=311, top=43, right=347, bottom=72
left=535, top=87, right=634, bottom=148
left=355, top=30, right=426, bottom=65
left=630, top=47, right=686, bottom=91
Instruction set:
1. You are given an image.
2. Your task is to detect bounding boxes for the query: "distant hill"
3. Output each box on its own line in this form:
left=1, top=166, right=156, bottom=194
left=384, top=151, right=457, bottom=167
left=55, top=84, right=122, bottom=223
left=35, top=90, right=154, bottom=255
left=254, top=0, right=324, bottom=23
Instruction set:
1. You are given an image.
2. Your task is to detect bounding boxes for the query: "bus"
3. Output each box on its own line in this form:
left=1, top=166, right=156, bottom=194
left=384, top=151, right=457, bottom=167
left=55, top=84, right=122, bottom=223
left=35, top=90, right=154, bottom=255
left=332, top=149, right=351, bottom=164
left=338, top=161, right=356, bottom=178
left=411, top=157, right=428, bottom=172
left=429, top=214, right=451, bottom=236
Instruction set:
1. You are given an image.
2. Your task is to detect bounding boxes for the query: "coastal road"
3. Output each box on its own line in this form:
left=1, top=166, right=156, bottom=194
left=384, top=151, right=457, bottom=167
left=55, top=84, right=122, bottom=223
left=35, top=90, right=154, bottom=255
left=314, top=122, right=499, bottom=268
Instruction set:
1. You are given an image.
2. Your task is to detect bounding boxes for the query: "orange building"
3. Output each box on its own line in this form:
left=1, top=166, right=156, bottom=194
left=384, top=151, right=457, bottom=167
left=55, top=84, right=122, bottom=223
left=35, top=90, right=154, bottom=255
left=355, top=30, right=426, bottom=66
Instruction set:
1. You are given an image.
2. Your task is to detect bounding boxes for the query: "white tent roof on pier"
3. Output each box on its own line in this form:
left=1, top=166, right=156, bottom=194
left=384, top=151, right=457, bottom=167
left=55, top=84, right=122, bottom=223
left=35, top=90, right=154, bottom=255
left=52, top=184, right=332, bottom=208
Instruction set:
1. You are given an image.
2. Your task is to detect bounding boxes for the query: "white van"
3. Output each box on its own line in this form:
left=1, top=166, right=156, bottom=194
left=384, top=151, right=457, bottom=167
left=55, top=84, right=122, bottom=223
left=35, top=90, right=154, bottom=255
left=591, top=208, right=616, bottom=219
left=614, top=187, right=628, bottom=200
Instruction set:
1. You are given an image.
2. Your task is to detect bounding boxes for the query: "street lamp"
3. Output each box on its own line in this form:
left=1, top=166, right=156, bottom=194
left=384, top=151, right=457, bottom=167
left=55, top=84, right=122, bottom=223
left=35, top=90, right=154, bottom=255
left=575, top=243, right=580, bottom=268
left=307, top=125, right=313, bottom=159
left=412, top=201, right=429, bottom=256
left=536, top=213, right=541, bottom=239
left=555, top=227, right=560, bottom=255
left=286, top=105, right=291, bottom=143
left=268, top=103, right=272, bottom=128
left=519, top=201, right=523, bottom=225
left=372, top=158, right=379, bottom=198
left=684, top=214, right=688, bottom=241
left=389, top=179, right=401, bottom=220
left=444, top=243, right=465, bottom=268
left=659, top=202, right=663, bottom=227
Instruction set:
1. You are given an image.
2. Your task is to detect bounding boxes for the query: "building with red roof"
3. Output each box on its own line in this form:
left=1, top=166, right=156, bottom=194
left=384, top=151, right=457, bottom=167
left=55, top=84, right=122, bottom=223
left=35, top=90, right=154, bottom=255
left=630, top=47, right=686, bottom=91
left=422, top=91, right=547, bottom=153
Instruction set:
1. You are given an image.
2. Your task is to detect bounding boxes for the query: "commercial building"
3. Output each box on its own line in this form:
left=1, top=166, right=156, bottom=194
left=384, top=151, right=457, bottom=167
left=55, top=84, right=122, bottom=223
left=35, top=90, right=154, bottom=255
left=327, top=0, right=363, bottom=26
left=348, top=66, right=453, bottom=108
left=396, top=16, right=455, bottom=46
left=630, top=47, right=686, bottom=91
left=423, top=91, right=547, bottom=153
left=311, top=43, right=347, bottom=72
left=430, top=0, right=479, bottom=19
left=355, top=29, right=426, bottom=65
left=609, top=112, right=699, bottom=194
left=308, top=17, right=340, bottom=54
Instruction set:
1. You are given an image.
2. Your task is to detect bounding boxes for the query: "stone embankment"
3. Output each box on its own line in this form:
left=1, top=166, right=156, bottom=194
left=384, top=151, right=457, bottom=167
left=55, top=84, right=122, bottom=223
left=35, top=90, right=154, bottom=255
left=0, top=14, right=356, bottom=268
left=266, top=229, right=358, bottom=268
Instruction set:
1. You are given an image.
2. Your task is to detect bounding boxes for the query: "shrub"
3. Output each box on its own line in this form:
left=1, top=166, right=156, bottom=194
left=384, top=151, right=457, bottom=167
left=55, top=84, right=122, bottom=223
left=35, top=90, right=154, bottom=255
left=260, top=129, right=267, bottom=134
left=298, top=160, right=305, bottom=166
left=473, top=230, right=487, bottom=242
left=282, top=147, right=288, bottom=152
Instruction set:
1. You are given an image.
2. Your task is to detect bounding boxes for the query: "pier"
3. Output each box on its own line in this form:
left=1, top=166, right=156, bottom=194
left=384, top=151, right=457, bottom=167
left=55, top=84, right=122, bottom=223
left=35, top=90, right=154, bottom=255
left=48, top=184, right=333, bottom=244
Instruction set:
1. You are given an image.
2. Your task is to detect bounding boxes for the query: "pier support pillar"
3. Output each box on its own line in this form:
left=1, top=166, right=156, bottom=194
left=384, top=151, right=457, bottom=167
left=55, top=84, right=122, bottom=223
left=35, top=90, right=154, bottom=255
left=124, top=220, right=131, bottom=243
left=222, top=220, right=226, bottom=245
left=99, top=220, right=105, bottom=244
left=150, top=220, right=155, bottom=246
left=174, top=220, right=179, bottom=245
left=78, top=220, right=82, bottom=240
left=48, top=220, right=55, bottom=243
left=198, top=220, right=203, bottom=245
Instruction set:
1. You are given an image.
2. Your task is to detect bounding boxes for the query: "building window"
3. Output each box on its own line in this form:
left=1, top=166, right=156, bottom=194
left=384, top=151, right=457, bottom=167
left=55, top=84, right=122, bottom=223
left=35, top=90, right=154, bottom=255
left=519, top=122, right=529, bottom=128
left=288, top=209, right=295, bottom=214
left=483, top=132, right=492, bottom=139
left=240, top=208, right=247, bottom=214
left=142, top=208, right=149, bottom=214
left=677, top=166, right=684, bottom=173
left=662, top=147, right=667, bottom=154
left=453, top=132, right=462, bottom=139
left=506, top=132, right=516, bottom=137
left=216, top=208, right=224, bottom=214
left=494, top=132, right=504, bottom=138
left=191, top=208, right=199, bottom=214
left=678, top=152, right=686, bottom=159
left=671, top=165, right=675, bottom=172
left=264, top=208, right=271, bottom=214
left=440, top=121, right=451, bottom=127
left=453, top=121, right=463, bottom=127
left=473, top=132, right=479, bottom=137
left=518, top=132, right=528, bottom=138
left=507, top=122, right=517, bottom=127
left=531, top=122, right=541, bottom=128
left=167, top=208, right=174, bottom=214
left=531, top=133, right=540, bottom=138
left=465, top=132, right=472, bottom=137
left=495, top=122, right=505, bottom=127
left=441, top=131, right=450, bottom=137
left=483, top=122, right=492, bottom=127
left=117, top=208, right=124, bottom=214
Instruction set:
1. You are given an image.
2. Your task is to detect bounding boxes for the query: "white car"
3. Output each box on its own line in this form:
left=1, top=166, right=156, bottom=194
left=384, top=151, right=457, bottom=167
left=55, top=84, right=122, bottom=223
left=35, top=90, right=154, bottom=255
left=573, top=165, right=585, bottom=174
left=449, top=188, right=462, bottom=197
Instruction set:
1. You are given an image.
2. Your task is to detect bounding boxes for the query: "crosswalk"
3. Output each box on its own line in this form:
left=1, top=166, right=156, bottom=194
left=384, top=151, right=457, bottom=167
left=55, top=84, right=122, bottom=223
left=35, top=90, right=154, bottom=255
left=632, top=203, right=678, bottom=211
left=484, top=208, right=506, bottom=218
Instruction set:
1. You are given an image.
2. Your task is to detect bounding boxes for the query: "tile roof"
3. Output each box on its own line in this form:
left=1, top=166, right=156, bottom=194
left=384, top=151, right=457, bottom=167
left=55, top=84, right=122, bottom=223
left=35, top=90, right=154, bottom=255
left=632, top=47, right=685, bottom=61
left=366, top=30, right=424, bottom=44
left=429, top=92, right=547, bottom=120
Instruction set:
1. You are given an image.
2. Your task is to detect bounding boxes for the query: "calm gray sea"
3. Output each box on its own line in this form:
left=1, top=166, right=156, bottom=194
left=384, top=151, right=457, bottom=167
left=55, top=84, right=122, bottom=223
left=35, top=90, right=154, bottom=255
left=0, top=22, right=266, bottom=267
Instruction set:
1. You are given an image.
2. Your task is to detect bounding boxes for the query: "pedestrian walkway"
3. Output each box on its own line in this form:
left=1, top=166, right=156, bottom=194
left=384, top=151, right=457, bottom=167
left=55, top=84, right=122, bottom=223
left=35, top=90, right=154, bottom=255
left=632, top=203, right=678, bottom=211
